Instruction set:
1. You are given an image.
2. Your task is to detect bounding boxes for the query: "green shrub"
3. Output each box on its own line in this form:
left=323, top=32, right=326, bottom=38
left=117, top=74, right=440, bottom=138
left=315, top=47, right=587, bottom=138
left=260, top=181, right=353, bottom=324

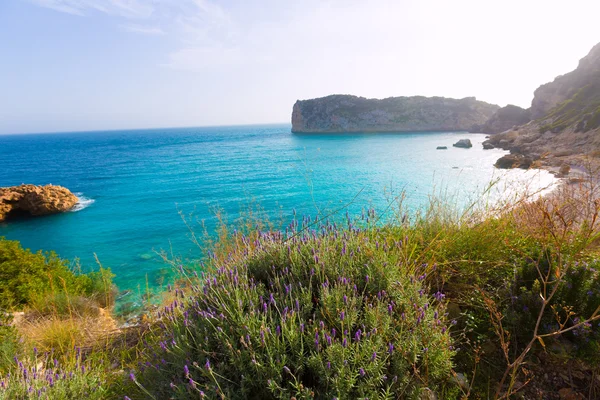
left=0, top=313, right=21, bottom=375
left=128, top=221, right=456, bottom=399
left=0, top=238, right=115, bottom=311
left=506, top=256, right=600, bottom=342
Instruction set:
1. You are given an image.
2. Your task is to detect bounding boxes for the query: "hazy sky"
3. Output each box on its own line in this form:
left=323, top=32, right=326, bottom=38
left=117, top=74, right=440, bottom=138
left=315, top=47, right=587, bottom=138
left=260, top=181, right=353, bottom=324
left=1, top=0, right=599, bottom=134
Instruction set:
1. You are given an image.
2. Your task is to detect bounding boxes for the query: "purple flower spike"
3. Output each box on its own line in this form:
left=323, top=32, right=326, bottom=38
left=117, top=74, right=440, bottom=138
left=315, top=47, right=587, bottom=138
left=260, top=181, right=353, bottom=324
left=340, top=311, right=345, bottom=321
left=388, top=343, right=394, bottom=354
left=184, top=365, right=189, bottom=376
left=205, top=359, right=211, bottom=370
left=129, top=372, right=136, bottom=381
left=359, top=368, right=366, bottom=376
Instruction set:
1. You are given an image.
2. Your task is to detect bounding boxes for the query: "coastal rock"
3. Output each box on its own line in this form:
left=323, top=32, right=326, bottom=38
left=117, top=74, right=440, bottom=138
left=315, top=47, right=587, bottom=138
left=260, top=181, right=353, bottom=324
left=0, top=184, right=78, bottom=221
left=482, top=141, right=495, bottom=149
left=436, top=146, right=448, bottom=150
left=291, top=95, right=499, bottom=133
left=531, top=42, right=600, bottom=119
left=558, top=163, right=571, bottom=176
left=477, top=105, right=531, bottom=134
left=481, top=42, right=600, bottom=170
left=494, top=154, right=533, bottom=169
left=452, top=139, right=472, bottom=148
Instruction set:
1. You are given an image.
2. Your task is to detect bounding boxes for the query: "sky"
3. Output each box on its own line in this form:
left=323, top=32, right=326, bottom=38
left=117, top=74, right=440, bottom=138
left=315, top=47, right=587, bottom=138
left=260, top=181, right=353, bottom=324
left=0, top=0, right=599, bottom=134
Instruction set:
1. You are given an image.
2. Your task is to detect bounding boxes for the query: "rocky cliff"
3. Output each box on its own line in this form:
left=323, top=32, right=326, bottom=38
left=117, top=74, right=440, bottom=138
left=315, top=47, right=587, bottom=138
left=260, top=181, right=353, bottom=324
left=291, top=95, right=499, bottom=133
left=531, top=42, right=600, bottom=119
left=0, top=184, right=79, bottom=221
left=483, top=42, right=600, bottom=169
left=474, top=105, right=531, bottom=134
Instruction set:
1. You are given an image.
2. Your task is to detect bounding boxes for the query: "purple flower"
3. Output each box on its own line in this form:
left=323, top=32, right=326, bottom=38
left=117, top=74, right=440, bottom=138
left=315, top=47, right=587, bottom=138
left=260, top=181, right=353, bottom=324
left=388, top=343, right=394, bottom=354
left=340, top=311, right=345, bottom=321
left=359, top=368, right=366, bottom=376
left=129, top=372, right=136, bottom=381
left=205, top=359, right=211, bottom=370
left=184, top=365, right=189, bottom=376
left=371, top=352, right=377, bottom=361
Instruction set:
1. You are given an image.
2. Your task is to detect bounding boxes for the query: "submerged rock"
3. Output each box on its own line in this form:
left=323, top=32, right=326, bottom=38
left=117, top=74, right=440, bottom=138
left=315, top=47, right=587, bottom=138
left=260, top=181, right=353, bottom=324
left=0, top=184, right=78, bottom=221
left=452, top=139, right=473, bottom=148
left=436, top=146, right=448, bottom=150
left=482, top=141, right=495, bottom=150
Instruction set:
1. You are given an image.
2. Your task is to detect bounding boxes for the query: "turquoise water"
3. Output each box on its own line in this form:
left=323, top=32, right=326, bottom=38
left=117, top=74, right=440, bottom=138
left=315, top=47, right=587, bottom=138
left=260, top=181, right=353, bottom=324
left=0, top=125, right=555, bottom=292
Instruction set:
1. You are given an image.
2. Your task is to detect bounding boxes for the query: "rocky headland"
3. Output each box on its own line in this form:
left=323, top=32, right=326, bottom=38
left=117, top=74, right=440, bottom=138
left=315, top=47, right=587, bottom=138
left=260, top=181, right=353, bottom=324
left=473, top=104, right=531, bottom=134
left=482, top=42, right=600, bottom=172
left=291, top=95, right=499, bottom=133
left=0, top=184, right=79, bottom=221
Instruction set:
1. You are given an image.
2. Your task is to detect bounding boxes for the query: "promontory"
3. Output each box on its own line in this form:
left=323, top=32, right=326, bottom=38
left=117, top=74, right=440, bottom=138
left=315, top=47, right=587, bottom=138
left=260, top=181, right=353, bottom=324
left=291, top=95, right=499, bottom=133
left=0, top=184, right=79, bottom=221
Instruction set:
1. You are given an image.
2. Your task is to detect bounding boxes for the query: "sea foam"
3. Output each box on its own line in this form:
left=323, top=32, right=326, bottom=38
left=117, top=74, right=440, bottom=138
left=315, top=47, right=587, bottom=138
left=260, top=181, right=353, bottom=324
left=71, top=193, right=95, bottom=212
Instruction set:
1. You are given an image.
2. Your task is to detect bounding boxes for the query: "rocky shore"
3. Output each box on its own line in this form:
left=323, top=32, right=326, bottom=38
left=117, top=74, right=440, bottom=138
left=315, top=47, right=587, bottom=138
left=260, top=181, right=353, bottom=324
left=481, top=42, right=600, bottom=173
left=0, top=184, right=78, bottom=221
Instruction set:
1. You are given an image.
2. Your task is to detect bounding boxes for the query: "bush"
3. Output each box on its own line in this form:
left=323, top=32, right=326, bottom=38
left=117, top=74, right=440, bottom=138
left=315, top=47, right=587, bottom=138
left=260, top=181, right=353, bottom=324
left=0, top=238, right=115, bottom=312
left=506, top=256, right=600, bottom=343
left=0, top=348, right=109, bottom=399
left=128, top=221, right=456, bottom=399
left=0, top=313, right=21, bottom=375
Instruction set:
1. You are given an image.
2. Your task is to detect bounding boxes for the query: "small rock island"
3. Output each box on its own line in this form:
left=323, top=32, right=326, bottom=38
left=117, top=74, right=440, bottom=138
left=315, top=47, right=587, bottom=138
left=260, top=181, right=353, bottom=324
left=0, top=184, right=78, bottom=221
left=291, top=95, right=499, bottom=133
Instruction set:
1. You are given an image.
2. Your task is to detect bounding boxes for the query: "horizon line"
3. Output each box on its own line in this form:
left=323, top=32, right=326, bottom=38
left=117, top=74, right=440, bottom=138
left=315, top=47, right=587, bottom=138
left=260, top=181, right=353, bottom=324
left=0, top=122, right=292, bottom=136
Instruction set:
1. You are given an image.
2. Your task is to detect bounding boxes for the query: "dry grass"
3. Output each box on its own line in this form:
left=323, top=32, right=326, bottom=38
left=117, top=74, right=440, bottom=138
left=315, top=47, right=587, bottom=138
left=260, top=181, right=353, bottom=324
left=15, top=306, right=119, bottom=357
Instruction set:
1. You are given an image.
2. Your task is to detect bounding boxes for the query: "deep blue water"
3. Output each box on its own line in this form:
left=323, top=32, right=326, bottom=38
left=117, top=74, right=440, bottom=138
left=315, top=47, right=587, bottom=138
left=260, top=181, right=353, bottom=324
left=0, top=125, right=555, bottom=293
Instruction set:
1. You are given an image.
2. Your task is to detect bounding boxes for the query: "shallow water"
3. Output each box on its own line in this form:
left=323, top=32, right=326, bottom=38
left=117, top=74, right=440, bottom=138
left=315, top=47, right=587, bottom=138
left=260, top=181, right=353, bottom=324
left=0, top=125, right=556, bottom=292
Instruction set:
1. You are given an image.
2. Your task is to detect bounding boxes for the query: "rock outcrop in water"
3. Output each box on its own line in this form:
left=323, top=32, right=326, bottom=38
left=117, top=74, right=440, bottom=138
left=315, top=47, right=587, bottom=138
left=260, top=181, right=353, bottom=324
left=291, top=95, right=499, bottom=133
left=0, top=184, right=78, bottom=221
left=453, top=139, right=473, bottom=148
left=483, top=42, right=600, bottom=169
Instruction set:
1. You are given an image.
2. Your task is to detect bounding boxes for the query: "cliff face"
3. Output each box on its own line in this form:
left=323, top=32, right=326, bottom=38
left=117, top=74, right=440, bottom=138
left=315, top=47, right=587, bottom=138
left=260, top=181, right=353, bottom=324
left=483, top=42, right=600, bottom=169
left=476, top=105, right=531, bottom=134
left=0, top=184, right=78, bottom=221
left=291, top=95, right=499, bottom=133
left=531, top=42, right=600, bottom=119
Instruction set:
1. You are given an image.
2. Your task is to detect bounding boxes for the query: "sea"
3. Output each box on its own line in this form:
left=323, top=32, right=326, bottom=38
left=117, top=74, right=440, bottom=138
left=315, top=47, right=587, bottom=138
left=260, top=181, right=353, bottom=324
left=0, top=124, right=556, bottom=296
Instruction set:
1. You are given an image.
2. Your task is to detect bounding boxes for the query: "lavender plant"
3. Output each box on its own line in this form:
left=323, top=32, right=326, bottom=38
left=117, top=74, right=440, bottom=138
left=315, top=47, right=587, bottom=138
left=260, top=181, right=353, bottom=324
left=0, top=348, right=108, bottom=399
left=127, top=214, right=456, bottom=399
